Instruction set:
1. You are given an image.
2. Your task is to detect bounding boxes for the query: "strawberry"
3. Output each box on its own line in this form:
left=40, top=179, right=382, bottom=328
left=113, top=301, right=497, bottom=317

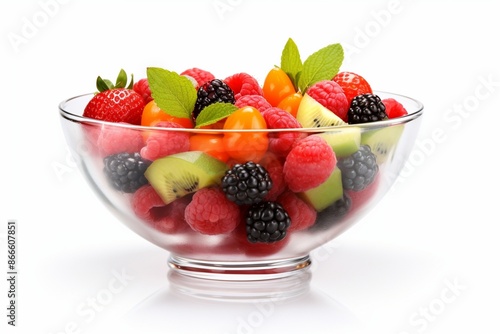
left=83, top=88, right=144, bottom=124
left=333, top=71, right=372, bottom=105
left=83, top=69, right=145, bottom=124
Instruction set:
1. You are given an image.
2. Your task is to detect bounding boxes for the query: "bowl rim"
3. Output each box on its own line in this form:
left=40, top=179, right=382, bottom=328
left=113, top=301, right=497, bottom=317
left=59, top=91, right=424, bottom=133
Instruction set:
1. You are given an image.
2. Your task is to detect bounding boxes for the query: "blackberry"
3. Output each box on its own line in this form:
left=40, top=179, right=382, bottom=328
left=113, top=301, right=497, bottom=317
left=103, top=152, right=151, bottom=193
left=329, top=193, right=352, bottom=218
left=221, top=161, right=272, bottom=205
left=337, top=145, right=378, bottom=191
left=246, top=201, right=291, bottom=243
left=193, top=79, right=235, bottom=118
left=347, top=93, right=387, bottom=124
left=311, top=193, right=352, bottom=231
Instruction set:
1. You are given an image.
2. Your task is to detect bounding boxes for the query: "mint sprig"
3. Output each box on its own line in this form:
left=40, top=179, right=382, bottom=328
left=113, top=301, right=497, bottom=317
left=280, top=38, right=344, bottom=93
left=195, top=103, right=237, bottom=128
left=280, top=38, right=303, bottom=91
left=147, top=67, right=197, bottom=119
left=297, top=43, right=343, bottom=92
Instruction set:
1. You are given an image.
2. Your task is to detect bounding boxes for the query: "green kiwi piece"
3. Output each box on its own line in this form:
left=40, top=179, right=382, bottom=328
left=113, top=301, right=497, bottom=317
left=316, top=127, right=361, bottom=158
left=144, top=151, right=228, bottom=205
left=361, top=125, right=404, bottom=164
left=296, top=93, right=347, bottom=128
left=299, top=167, right=343, bottom=212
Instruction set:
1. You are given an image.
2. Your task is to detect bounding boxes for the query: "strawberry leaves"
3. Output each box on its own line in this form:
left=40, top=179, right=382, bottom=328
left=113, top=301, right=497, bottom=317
left=96, top=69, right=134, bottom=92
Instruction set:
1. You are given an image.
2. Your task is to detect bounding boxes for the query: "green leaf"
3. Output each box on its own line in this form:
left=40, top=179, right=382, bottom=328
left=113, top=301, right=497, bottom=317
left=147, top=67, right=197, bottom=119
left=115, top=69, right=128, bottom=88
left=280, top=38, right=303, bottom=91
left=298, top=43, right=344, bottom=92
left=96, top=76, right=114, bottom=92
left=195, top=103, right=237, bottom=128
left=127, top=73, right=134, bottom=90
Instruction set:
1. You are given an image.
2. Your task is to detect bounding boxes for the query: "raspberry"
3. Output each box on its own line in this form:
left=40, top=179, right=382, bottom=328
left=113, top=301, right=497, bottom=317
left=235, top=94, right=272, bottom=113
left=246, top=201, right=291, bottom=243
left=103, top=152, right=151, bottom=193
left=180, top=68, right=215, bottom=87
left=337, top=145, right=378, bottom=191
left=348, top=94, right=387, bottom=124
left=383, top=98, right=408, bottom=119
left=333, top=71, right=373, bottom=104
left=306, top=80, right=349, bottom=122
left=221, top=161, right=272, bottom=205
left=283, top=135, right=336, bottom=192
left=132, top=185, right=190, bottom=234
left=184, top=187, right=241, bottom=235
left=97, top=124, right=145, bottom=156
left=133, top=78, right=153, bottom=104
left=224, top=72, right=263, bottom=100
left=260, top=154, right=286, bottom=201
left=193, top=79, right=235, bottom=118
left=262, top=107, right=303, bottom=157
left=277, top=191, right=317, bottom=232
left=140, top=121, right=190, bottom=161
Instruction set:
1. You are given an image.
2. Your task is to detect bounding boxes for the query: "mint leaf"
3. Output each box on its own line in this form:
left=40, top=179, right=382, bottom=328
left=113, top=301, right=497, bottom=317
left=297, top=43, right=344, bottom=92
left=195, top=103, right=237, bottom=128
left=147, top=67, right=197, bottom=119
left=280, top=38, right=303, bottom=91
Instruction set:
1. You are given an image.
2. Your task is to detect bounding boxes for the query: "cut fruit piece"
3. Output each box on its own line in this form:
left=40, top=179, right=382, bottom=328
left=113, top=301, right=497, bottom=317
left=316, top=127, right=361, bottom=158
left=296, top=93, right=347, bottom=128
left=299, top=167, right=343, bottom=212
left=144, top=151, right=228, bottom=205
left=361, top=125, right=404, bottom=164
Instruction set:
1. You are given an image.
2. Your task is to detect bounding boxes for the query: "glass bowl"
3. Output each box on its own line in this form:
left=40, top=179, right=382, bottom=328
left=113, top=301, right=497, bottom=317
left=59, top=92, right=423, bottom=286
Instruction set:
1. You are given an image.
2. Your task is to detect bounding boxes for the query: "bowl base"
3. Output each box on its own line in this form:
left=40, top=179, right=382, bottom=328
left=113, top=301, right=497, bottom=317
left=167, top=254, right=312, bottom=301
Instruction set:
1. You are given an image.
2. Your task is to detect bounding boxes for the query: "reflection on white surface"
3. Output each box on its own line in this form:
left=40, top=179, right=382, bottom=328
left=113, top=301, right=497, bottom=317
left=121, top=279, right=363, bottom=334
left=34, top=238, right=448, bottom=334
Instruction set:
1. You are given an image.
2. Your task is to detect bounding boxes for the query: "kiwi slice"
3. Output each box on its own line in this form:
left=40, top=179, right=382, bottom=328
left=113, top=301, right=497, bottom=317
left=316, top=127, right=361, bottom=158
left=361, top=125, right=404, bottom=164
left=296, top=93, right=347, bottom=128
left=299, top=167, right=343, bottom=212
left=144, top=151, right=228, bottom=205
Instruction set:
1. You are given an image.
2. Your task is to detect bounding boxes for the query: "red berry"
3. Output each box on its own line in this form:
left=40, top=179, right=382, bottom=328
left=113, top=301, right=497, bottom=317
left=283, top=135, right=336, bottom=192
left=277, top=191, right=317, bottom=232
left=180, top=68, right=215, bottom=87
left=97, top=124, right=145, bottom=156
left=83, top=88, right=145, bottom=125
left=132, top=185, right=190, bottom=234
left=140, top=121, right=190, bottom=161
left=235, top=94, right=272, bottom=113
left=184, top=187, right=241, bottom=235
left=133, top=78, right=153, bottom=104
left=262, top=107, right=303, bottom=157
left=383, top=98, right=408, bottom=118
left=260, top=154, right=286, bottom=201
left=333, top=71, right=372, bottom=105
left=306, top=80, right=349, bottom=122
left=224, top=72, right=263, bottom=100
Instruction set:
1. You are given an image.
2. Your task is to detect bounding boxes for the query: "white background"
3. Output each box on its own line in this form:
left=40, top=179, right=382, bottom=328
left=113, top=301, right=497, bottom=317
left=1, top=0, right=499, bottom=333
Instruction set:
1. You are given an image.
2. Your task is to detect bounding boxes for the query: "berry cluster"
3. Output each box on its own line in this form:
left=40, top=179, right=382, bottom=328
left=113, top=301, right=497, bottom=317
left=81, top=38, right=409, bottom=255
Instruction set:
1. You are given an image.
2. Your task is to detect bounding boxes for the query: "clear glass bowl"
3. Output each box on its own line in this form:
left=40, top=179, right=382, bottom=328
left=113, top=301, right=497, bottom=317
left=59, top=92, right=423, bottom=286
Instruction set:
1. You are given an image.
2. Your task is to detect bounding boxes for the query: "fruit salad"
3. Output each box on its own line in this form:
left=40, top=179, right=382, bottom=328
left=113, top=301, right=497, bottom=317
left=80, top=38, right=409, bottom=257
